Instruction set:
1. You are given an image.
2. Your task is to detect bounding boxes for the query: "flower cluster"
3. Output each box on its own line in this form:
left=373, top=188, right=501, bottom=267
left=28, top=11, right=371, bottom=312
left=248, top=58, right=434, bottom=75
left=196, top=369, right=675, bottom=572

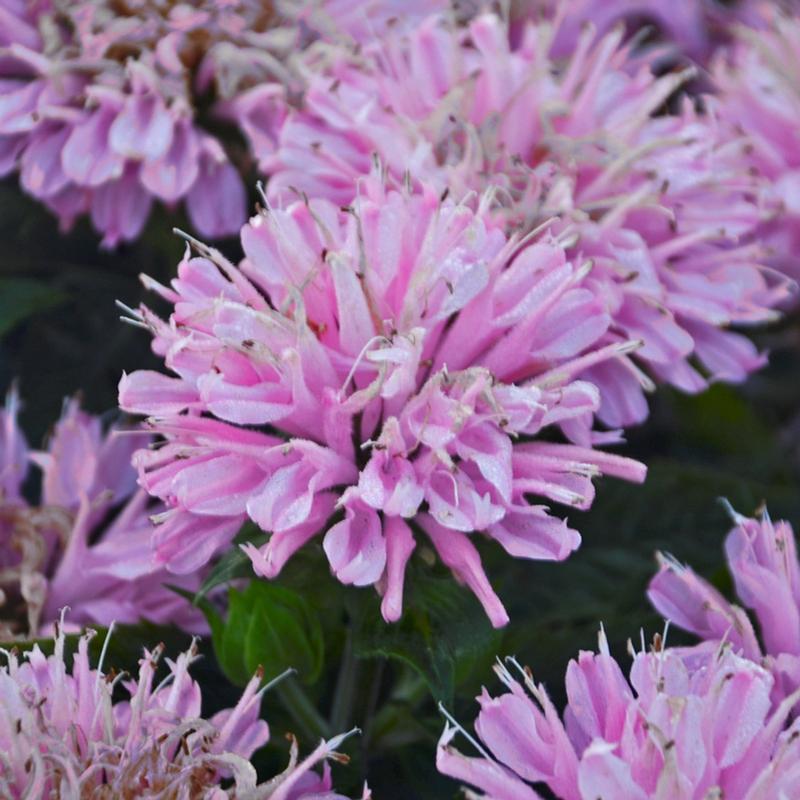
left=711, top=8, right=800, bottom=284
left=649, top=504, right=800, bottom=706
left=262, top=11, right=793, bottom=428
left=119, top=180, right=646, bottom=627
left=0, top=619, right=361, bottom=798
left=0, top=390, right=202, bottom=639
left=438, top=629, right=800, bottom=799
left=0, top=0, right=290, bottom=245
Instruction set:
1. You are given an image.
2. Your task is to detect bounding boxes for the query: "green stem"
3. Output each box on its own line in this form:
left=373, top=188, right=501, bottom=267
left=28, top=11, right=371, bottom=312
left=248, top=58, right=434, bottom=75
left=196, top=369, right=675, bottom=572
left=362, top=658, right=385, bottom=748
left=330, top=625, right=359, bottom=732
left=278, top=676, right=331, bottom=742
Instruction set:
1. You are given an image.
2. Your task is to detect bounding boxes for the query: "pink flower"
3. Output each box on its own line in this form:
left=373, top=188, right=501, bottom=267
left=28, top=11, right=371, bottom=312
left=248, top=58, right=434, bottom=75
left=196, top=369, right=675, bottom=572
left=264, top=12, right=792, bottom=428
left=119, top=180, right=646, bottom=628
left=649, top=505, right=800, bottom=705
left=0, top=389, right=203, bottom=638
left=0, top=618, right=362, bottom=799
left=437, top=629, right=800, bottom=799
left=711, top=8, right=800, bottom=286
left=0, top=1, right=290, bottom=245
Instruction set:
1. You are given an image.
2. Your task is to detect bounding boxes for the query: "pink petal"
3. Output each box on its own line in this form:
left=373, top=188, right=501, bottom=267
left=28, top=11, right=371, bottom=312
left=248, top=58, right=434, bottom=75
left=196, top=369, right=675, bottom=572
left=20, top=124, right=70, bottom=198
left=109, top=92, right=174, bottom=161
left=62, top=105, right=125, bottom=187
left=90, top=166, right=152, bottom=247
left=186, top=158, right=247, bottom=239
left=422, top=515, right=509, bottom=628
left=577, top=742, right=648, bottom=800
left=140, top=118, right=199, bottom=201
left=119, top=371, right=199, bottom=415
left=323, top=499, right=386, bottom=587
left=380, top=516, right=416, bottom=623
left=648, top=555, right=762, bottom=660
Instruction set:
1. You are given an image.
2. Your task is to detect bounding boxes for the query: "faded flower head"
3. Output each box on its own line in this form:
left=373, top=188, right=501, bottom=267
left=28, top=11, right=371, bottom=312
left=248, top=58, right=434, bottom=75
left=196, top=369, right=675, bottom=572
left=119, top=179, right=646, bottom=628
left=0, top=619, right=361, bottom=798
left=649, top=504, right=800, bottom=706
left=438, top=628, right=800, bottom=799
left=264, top=11, right=793, bottom=428
left=0, top=389, right=202, bottom=639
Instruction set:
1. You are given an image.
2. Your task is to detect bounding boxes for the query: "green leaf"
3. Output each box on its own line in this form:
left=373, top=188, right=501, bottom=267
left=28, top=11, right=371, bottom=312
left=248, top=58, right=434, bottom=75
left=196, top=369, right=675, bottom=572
left=209, top=581, right=324, bottom=687
left=0, top=278, right=68, bottom=337
left=219, top=587, right=254, bottom=686
left=353, top=569, right=500, bottom=706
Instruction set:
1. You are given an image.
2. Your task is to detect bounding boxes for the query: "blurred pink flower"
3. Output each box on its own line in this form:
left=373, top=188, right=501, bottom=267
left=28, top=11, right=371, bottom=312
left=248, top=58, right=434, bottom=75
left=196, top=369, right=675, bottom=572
left=0, top=390, right=203, bottom=638
left=119, top=181, right=646, bottom=628
left=0, top=0, right=290, bottom=245
left=711, top=8, right=800, bottom=286
left=0, top=619, right=363, bottom=798
left=438, top=629, right=800, bottom=799
left=649, top=504, right=800, bottom=706
left=263, top=12, right=792, bottom=428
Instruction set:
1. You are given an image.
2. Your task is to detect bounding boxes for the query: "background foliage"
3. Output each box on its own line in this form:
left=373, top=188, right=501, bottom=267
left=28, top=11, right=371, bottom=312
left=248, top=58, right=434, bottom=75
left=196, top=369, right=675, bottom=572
left=2, top=175, right=799, bottom=798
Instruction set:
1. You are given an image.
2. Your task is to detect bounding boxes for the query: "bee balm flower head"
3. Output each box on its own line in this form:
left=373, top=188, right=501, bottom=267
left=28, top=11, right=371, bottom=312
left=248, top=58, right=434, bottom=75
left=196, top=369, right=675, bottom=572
left=0, top=0, right=295, bottom=245
left=438, top=629, right=800, bottom=799
left=264, top=11, right=793, bottom=428
left=0, top=619, right=361, bottom=799
left=649, top=504, right=800, bottom=705
left=119, top=179, right=646, bottom=628
left=0, top=390, right=203, bottom=639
